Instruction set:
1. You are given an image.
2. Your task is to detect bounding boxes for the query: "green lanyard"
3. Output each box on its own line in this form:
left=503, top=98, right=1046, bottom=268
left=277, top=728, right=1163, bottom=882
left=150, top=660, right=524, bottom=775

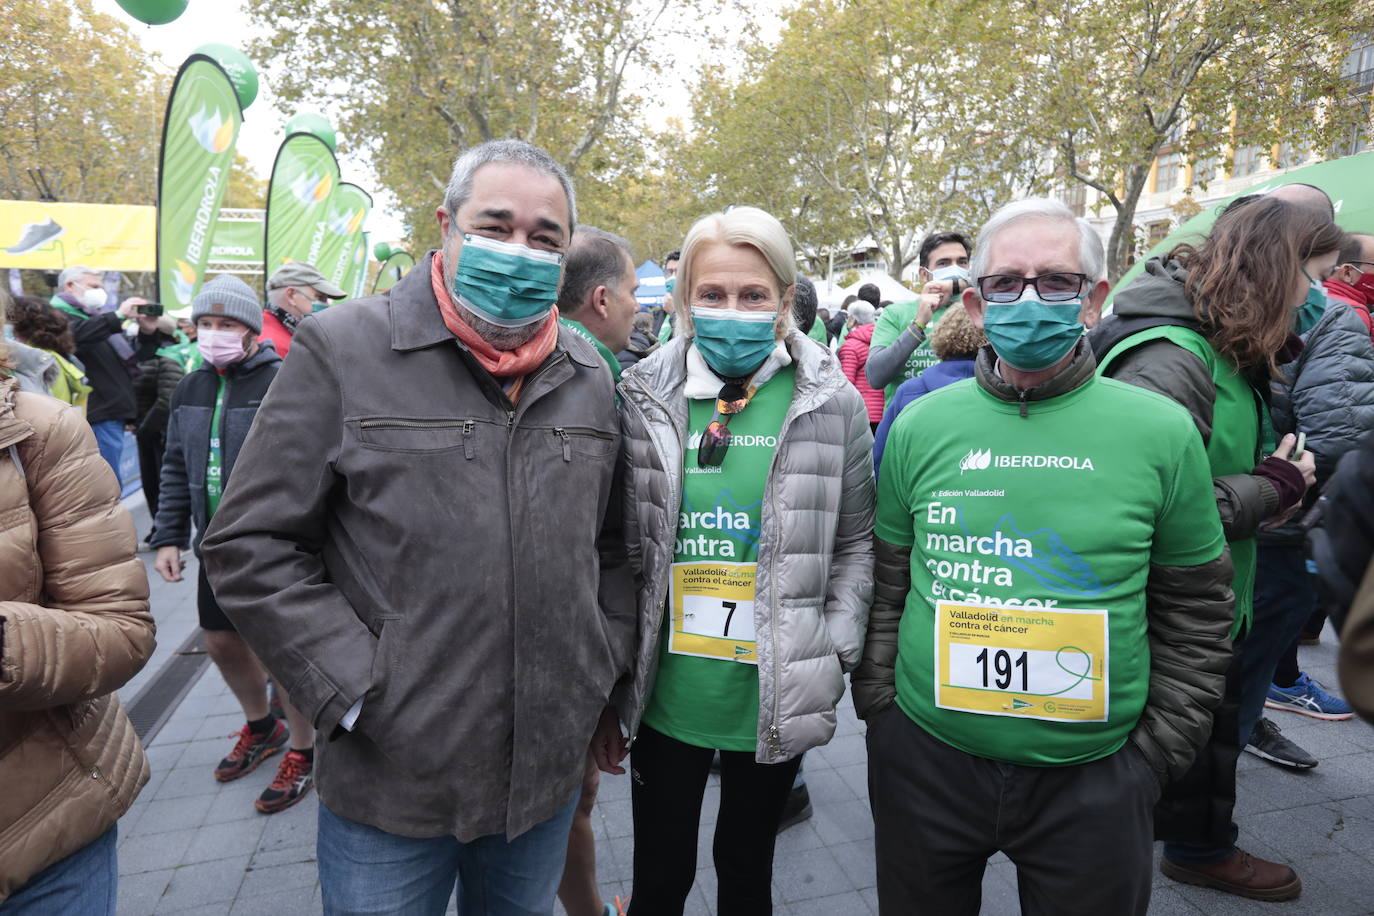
left=205, top=374, right=227, bottom=518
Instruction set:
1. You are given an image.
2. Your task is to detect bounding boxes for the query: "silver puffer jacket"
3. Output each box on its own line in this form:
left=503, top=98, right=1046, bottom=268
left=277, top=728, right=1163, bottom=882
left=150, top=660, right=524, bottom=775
left=615, top=331, right=875, bottom=762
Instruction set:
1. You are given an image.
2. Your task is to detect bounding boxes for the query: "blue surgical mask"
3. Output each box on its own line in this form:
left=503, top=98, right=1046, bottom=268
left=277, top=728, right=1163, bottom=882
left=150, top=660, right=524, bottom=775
left=982, top=293, right=1085, bottom=371
left=311, top=301, right=329, bottom=314
left=665, top=276, right=677, bottom=294
left=451, top=234, right=563, bottom=328
left=1295, top=270, right=1328, bottom=335
left=691, top=306, right=778, bottom=378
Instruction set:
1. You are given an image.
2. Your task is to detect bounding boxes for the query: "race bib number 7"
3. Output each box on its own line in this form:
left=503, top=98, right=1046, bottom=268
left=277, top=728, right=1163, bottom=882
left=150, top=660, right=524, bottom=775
left=669, top=562, right=758, bottom=665
left=934, top=600, right=1108, bottom=722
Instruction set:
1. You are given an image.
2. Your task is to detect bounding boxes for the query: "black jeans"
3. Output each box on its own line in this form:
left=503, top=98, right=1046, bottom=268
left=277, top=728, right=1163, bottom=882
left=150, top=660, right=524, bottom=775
left=866, top=704, right=1159, bottom=916
left=135, top=429, right=165, bottom=521
left=628, top=724, right=801, bottom=916
left=1239, top=544, right=1317, bottom=741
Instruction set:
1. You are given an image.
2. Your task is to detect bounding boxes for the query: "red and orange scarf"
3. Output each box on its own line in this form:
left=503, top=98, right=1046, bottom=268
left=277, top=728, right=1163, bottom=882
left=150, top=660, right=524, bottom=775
left=430, top=251, right=558, bottom=383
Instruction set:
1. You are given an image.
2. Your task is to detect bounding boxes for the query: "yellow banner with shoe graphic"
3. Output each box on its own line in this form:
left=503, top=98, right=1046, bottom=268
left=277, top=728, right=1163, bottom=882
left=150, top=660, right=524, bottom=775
left=0, top=200, right=155, bottom=271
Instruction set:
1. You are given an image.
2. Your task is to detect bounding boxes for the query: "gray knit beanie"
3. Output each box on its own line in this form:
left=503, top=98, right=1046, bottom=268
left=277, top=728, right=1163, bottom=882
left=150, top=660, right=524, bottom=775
left=191, top=274, right=262, bottom=333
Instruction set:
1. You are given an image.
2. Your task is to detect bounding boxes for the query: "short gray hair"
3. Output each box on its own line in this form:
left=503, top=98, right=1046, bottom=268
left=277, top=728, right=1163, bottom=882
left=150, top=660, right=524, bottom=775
left=443, top=139, right=577, bottom=231
left=848, top=302, right=876, bottom=325
left=265, top=285, right=292, bottom=309
left=557, top=226, right=634, bottom=316
left=969, top=198, right=1105, bottom=286
left=57, top=265, right=101, bottom=289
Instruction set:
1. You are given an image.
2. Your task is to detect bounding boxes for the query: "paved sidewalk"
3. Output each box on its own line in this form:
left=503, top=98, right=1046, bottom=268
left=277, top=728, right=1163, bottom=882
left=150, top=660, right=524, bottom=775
left=116, top=519, right=1374, bottom=913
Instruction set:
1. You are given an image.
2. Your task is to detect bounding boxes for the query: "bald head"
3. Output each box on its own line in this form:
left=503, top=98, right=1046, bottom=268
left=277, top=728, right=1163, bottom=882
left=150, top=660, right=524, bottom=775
left=1269, top=183, right=1335, bottom=220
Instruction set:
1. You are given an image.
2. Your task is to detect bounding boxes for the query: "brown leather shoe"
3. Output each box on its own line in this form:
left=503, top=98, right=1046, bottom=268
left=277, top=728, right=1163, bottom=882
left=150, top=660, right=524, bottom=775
left=1161, top=847, right=1302, bottom=901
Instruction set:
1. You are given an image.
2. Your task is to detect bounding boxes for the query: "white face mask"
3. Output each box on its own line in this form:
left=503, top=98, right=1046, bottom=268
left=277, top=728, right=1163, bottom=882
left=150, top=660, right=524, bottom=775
left=79, top=286, right=108, bottom=309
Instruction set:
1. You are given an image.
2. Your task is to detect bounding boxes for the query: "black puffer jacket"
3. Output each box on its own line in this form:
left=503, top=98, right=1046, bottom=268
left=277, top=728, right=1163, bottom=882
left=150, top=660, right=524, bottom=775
left=133, top=334, right=185, bottom=439
left=1271, top=298, right=1374, bottom=486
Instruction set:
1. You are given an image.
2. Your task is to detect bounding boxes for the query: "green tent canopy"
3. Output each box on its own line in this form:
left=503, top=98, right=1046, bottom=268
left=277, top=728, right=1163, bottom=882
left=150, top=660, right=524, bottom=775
left=1106, top=151, right=1374, bottom=308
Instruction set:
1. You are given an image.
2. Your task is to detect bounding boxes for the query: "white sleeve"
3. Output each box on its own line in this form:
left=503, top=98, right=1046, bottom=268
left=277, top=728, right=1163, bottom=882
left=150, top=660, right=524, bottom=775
left=339, top=696, right=364, bottom=731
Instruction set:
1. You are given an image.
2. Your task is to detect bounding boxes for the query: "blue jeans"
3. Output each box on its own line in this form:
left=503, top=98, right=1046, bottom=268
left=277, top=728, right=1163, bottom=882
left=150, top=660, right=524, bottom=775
left=89, top=420, right=124, bottom=479
left=317, top=797, right=578, bottom=915
left=1236, top=543, right=1316, bottom=746
left=0, top=826, right=117, bottom=915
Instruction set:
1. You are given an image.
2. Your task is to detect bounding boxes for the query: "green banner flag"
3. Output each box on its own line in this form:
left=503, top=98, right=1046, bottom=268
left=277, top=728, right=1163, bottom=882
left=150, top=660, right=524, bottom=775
left=157, top=54, right=245, bottom=309
left=342, top=231, right=369, bottom=300
left=318, top=182, right=372, bottom=291
left=373, top=249, right=417, bottom=294
left=1107, top=151, right=1374, bottom=309
left=208, top=216, right=263, bottom=265
left=262, top=132, right=341, bottom=289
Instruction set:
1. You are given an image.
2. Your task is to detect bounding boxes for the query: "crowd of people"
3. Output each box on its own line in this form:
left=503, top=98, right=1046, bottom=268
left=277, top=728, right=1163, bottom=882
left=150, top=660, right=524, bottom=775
left=1, top=137, right=1372, bottom=916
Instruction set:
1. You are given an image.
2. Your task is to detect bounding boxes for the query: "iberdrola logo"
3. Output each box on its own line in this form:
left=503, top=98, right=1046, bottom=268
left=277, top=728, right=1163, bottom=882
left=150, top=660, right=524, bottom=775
left=328, top=206, right=365, bottom=236
left=187, top=106, right=234, bottom=154
left=959, top=448, right=993, bottom=474
left=171, top=260, right=198, bottom=304
left=290, top=172, right=333, bottom=205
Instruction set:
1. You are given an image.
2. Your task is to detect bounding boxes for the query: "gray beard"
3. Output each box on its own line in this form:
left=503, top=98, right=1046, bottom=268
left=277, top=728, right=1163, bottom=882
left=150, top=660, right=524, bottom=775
left=453, top=300, right=545, bottom=351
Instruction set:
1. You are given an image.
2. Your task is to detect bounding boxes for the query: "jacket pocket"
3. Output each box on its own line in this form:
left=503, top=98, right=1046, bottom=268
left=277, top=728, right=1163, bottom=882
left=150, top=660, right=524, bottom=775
left=548, top=426, right=617, bottom=462
left=355, top=417, right=476, bottom=454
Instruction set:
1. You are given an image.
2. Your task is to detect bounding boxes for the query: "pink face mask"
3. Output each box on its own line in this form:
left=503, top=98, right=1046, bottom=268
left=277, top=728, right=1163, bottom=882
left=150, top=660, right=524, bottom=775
left=197, top=328, right=247, bottom=367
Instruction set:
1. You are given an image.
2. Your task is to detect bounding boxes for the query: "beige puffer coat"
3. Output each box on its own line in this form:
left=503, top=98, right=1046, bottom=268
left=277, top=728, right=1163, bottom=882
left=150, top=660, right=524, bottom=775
left=616, top=332, right=875, bottom=762
left=0, top=376, right=154, bottom=901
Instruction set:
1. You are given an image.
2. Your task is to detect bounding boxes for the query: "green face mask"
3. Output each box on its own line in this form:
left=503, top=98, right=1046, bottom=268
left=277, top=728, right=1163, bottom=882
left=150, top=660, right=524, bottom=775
left=1295, top=270, right=1328, bottom=335
left=981, top=295, right=1085, bottom=371
left=451, top=234, right=563, bottom=328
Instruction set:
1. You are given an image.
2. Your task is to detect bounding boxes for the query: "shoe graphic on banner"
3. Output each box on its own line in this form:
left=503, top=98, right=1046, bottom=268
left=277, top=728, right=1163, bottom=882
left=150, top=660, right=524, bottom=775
left=5, top=218, right=64, bottom=255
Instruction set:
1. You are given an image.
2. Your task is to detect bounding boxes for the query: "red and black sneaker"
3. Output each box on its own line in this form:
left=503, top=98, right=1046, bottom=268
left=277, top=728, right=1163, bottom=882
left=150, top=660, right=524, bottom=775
left=256, top=749, right=315, bottom=814
left=214, top=719, right=288, bottom=782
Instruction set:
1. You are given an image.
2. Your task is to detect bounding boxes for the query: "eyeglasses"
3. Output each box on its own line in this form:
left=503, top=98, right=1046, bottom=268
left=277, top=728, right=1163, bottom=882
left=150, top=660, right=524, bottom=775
left=976, top=273, right=1090, bottom=303
left=697, top=381, right=754, bottom=467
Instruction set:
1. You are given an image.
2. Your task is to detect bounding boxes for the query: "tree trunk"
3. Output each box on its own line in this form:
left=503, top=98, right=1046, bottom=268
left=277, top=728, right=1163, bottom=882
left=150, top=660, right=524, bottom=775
left=1105, top=164, right=1154, bottom=284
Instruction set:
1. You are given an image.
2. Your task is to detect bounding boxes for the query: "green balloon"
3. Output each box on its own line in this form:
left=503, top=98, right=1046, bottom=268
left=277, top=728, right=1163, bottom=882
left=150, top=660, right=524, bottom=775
left=194, top=43, right=259, bottom=110
left=286, top=113, right=338, bottom=153
left=374, top=242, right=393, bottom=261
left=116, top=0, right=188, bottom=26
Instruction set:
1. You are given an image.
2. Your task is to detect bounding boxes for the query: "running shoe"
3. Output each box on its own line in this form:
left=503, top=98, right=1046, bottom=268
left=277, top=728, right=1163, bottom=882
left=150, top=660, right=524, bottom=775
left=1244, top=717, right=1317, bottom=769
left=1265, top=672, right=1354, bottom=721
left=256, top=749, right=314, bottom=813
left=214, top=719, right=288, bottom=782
left=777, top=783, right=813, bottom=832
left=5, top=218, right=64, bottom=255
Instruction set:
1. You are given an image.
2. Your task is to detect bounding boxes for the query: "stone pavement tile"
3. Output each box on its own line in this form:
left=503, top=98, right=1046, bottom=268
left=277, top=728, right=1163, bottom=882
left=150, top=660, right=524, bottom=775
left=153, top=764, right=221, bottom=801
left=150, top=713, right=208, bottom=747
left=808, top=796, right=874, bottom=847
left=598, top=769, right=631, bottom=802
left=599, top=795, right=633, bottom=838
left=979, top=859, right=1021, bottom=915
left=182, top=814, right=268, bottom=865
left=1287, top=848, right=1374, bottom=913
left=152, top=854, right=249, bottom=913
left=118, top=826, right=201, bottom=874
left=204, top=778, right=272, bottom=825
left=116, top=866, right=175, bottom=915
left=1311, top=754, right=1374, bottom=800
left=252, top=794, right=319, bottom=861
left=236, top=859, right=318, bottom=898
left=858, top=885, right=877, bottom=913
left=801, top=765, right=857, bottom=803
left=698, top=781, right=722, bottom=826
left=833, top=762, right=868, bottom=799
left=811, top=732, right=866, bottom=769
left=782, top=891, right=871, bottom=914
left=1146, top=885, right=1206, bottom=914
left=774, top=819, right=826, bottom=854
left=229, top=885, right=317, bottom=916
left=1267, top=718, right=1372, bottom=760
left=693, top=864, right=717, bottom=913
left=827, top=837, right=875, bottom=891
left=772, top=845, right=848, bottom=903
left=193, top=711, right=250, bottom=742
left=176, top=735, right=237, bottom=771
left=144, top=741, right=188, bottom=774
left=126, top=795, right=211, bottom=837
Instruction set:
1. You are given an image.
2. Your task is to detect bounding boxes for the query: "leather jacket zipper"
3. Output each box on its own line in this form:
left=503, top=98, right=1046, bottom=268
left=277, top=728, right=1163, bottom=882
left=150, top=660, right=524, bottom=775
left=359, top=418, right=465, bottom=429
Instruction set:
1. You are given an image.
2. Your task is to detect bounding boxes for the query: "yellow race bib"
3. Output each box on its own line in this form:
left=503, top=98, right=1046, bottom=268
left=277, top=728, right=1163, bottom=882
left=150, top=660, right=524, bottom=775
left=668, top=562, right=758, bottom=665
left=934, top=600, right=1108, bottom=722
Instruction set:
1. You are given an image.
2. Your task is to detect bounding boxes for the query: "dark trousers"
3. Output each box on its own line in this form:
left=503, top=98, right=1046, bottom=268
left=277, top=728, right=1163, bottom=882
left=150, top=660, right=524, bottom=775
left=1238, top=544, right=1316, bottom=742
left=135, top=429, right=165, bottom=521
left=866, top=704, right=1158, bottom=916
left=628, top=724, right=801, bottom=916
left=1158, top=639, right=1243, bottom=863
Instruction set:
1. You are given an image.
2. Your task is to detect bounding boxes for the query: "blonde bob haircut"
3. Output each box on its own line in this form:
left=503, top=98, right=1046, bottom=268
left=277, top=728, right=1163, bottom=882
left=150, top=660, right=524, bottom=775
left=676, top=206, right=797, bottom=339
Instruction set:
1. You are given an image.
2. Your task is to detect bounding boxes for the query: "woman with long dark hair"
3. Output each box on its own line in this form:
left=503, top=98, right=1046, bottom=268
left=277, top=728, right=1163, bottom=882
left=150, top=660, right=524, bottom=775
left=1093, top=195, right=1344, bottom=901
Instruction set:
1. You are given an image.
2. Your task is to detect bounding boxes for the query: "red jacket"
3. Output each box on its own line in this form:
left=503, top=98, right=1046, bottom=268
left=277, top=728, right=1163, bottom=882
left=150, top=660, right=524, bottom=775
left=837, top=322, right=885, bottom=422
left=1324, top=278, right=1374, bottom=340
left=259, top=310, right=294, bottom=358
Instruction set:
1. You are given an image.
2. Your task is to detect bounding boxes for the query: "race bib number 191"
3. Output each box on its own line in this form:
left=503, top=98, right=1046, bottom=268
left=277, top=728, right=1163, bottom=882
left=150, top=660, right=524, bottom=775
left=669, top=562, right=758, bottom=665
left=934, top=600, right=1108, bottom=722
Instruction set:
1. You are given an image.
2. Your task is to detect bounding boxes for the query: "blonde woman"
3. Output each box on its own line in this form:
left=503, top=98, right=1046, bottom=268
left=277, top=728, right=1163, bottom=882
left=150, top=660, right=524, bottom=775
left=594, top=206, right=874, bottom=914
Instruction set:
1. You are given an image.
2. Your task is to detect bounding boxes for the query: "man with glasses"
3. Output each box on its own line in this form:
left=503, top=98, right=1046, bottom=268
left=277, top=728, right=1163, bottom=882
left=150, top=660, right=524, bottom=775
left=261, top=262, right=348, bottom=358
left=856, top=198, right=1235, bottom=915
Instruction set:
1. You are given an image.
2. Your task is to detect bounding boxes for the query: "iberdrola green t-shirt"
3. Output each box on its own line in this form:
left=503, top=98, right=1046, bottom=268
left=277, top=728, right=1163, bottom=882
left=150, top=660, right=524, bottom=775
left=641, top=365, right=795, bottom=750
left=874, top=373, right=1225, bottom=766
left=870, top=301, right=947, bottom=403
